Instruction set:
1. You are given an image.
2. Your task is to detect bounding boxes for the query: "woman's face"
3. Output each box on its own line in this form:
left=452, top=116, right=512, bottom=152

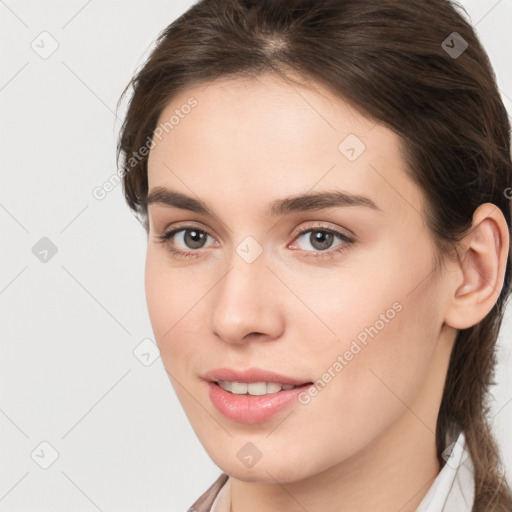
left=145, top=73, right=455, bottom=482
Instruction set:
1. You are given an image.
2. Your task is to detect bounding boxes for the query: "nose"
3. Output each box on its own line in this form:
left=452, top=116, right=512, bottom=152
left=208, top=247, right=285, bottom=345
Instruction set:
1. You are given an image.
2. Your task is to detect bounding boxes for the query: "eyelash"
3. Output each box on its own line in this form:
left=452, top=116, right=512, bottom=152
left=155, top=223, right=355, bottom=261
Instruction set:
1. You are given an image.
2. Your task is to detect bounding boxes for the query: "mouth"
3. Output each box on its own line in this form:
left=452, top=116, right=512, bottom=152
left=213, top=380, right=313, bottom=396
left=205, top=377, right=315, bottom=424
left=202, top=368, right=314, bottom=423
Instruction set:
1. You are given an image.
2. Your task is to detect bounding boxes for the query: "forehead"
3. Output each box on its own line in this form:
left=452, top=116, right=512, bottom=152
left=147, top=73, right=425, bottom=219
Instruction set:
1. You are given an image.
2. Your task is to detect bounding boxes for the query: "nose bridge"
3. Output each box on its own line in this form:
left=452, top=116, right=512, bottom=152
left=208, top=240, right=284, bottom=344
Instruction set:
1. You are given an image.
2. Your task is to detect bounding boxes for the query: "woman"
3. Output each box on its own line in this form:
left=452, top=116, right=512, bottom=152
left=116, top=0, right=512, bottom=510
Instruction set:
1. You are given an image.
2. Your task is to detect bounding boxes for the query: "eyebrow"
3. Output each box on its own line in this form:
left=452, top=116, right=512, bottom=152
left=146, top=186, right=381, bottom=217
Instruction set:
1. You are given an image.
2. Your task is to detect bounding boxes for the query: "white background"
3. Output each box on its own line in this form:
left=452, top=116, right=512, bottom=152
left=1, top=1, right=511, bottom=510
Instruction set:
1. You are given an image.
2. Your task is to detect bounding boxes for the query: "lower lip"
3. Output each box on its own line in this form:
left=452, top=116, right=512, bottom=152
left=206, top=381, right=313, bottom=424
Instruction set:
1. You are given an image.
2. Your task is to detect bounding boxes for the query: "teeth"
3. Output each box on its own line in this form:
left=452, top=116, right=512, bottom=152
left=217, top=381, right=299, bottom=395
left=266, top=382, right=283, bottom=393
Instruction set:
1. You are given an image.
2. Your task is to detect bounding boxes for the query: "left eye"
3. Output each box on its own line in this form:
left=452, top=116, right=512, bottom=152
left=292, top=228, right=349, bottom=252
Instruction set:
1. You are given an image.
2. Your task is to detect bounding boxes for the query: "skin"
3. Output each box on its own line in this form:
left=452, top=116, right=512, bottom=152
left=144, top=72, right=509, bottom=511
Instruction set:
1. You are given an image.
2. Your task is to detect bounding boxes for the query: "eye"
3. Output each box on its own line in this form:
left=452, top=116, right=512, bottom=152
left=289, top=223, right=354, bottom=259
left=173, top=228, right=212, bottom=250
left=155, top=226, right=216, bottom=259
left=295, top=230, right=340, bottom=251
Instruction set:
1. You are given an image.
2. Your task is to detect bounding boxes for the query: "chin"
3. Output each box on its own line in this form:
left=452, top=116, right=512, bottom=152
left=214, top=452, right=314, bottom=484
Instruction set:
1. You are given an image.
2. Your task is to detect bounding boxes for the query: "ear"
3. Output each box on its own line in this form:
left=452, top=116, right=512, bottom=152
left=444, top=203, right=510, bottom=330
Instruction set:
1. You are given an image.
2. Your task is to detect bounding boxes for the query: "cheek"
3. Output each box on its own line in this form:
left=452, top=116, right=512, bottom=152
left=291, top=245, right=441, bottom=427
left=144, top=252, right=208, bottom=421
left=144, top=249, right=218, bottom=386
left=145, top=251, right=172, bottom=338
left=144, top=251, right=194, bottom=360
left=305, top=298, right=439, bottom=470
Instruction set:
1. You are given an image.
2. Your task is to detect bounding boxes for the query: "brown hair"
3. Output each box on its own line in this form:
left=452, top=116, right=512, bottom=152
left=116, top=0, right=512, bottom=509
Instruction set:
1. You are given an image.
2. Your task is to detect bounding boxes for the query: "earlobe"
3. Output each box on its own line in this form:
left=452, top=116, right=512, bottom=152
left=444, top=203, right=509, bottom=330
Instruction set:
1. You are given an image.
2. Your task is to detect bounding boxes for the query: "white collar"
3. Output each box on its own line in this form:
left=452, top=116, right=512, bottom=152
left=211, top=431, right=474, bottom=511
left=415, top=430, right=474, bottom=511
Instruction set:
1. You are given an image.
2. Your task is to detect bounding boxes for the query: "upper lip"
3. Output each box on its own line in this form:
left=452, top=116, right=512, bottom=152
left=203, top=367, right=312, bottom=386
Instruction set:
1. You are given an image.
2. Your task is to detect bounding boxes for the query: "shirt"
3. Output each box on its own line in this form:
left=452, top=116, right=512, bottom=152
left=188, top=430, right=474, bottom=512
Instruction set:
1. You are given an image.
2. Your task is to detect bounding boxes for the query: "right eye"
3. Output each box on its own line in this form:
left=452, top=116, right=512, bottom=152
left=156, top=226, right=217, bottom=259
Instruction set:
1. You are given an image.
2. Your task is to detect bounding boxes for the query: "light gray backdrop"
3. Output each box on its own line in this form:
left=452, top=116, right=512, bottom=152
left=1, top=1, right=511, bottom=510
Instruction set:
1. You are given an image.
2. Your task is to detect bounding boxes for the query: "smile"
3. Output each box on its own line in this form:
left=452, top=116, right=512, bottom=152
left=216, top=381, right=299, bottom=395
